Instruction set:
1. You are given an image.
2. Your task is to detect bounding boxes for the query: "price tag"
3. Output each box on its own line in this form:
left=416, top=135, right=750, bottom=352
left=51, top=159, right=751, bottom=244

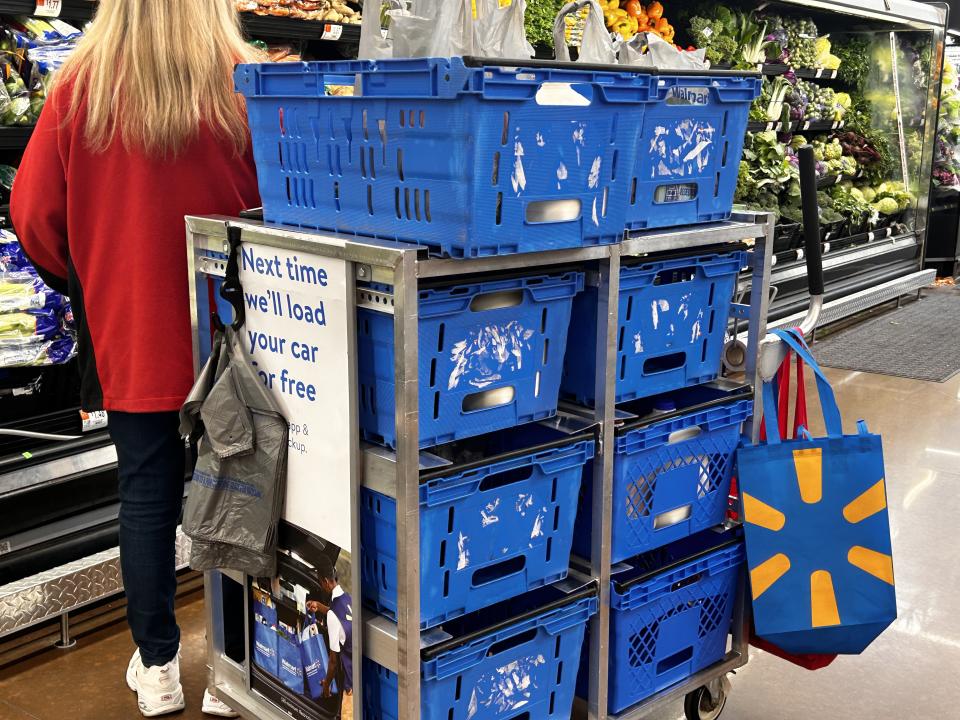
left=321, top=23, right=343, bottom=41
left=81, top=409, right=109, bottom=432
left=35, top=0, right=62, bottom=18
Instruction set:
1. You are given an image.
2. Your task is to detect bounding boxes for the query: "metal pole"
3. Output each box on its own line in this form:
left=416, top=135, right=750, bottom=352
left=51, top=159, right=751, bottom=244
left=55, top=613, right=76, bottom=649
left=746, top=215, right=776, bottom=445
left=393, top=251, right=421, bottom=720
left=587, top=246, right=621, bottom=720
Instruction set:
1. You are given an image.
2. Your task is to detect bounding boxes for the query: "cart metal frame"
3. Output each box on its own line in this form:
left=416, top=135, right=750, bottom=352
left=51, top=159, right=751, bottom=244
left=186, top=210, right=776, bottom=720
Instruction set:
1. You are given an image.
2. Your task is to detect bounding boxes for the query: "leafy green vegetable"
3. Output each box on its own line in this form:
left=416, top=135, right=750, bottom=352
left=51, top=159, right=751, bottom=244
left=834, top=36, right=871, bottom=92
left=524, top=0, right=564, bottom=48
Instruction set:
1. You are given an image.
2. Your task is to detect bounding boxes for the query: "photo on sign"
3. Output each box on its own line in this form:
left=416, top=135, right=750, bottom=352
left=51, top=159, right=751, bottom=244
left=250, top=523, right=354, bottom=720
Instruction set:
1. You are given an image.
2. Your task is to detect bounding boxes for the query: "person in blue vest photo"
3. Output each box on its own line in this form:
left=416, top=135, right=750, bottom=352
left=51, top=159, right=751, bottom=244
left=305, top=553, right=353, bottom=719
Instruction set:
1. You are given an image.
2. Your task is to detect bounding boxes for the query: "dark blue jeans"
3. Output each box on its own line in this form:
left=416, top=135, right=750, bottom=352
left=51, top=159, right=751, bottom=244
left=109, top=411, right=185, bottom=668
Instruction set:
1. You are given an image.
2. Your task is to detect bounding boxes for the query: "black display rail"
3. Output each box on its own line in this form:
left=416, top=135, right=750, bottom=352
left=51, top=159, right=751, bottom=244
left=239, top=12, right=361, bottom=43
left=0, top=1, right=96, bottom=22
left=0, top=125, right=32, bottom=150
left=760, top=63, right=839, bottom=80
left=747, top=119, right=845, bottom=133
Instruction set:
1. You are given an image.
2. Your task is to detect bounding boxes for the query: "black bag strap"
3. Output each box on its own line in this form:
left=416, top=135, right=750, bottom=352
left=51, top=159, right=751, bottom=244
left=214, top=225, right=246, bottom=332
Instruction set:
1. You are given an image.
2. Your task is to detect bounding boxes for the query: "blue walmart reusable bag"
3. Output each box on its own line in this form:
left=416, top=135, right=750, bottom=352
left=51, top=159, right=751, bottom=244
left=252, top=594, right=279, bottom=677
left=737, top=329, right=896, bottom=655
left=277, top=624, right=304, bottom=694
left=301, top=619, right=336, bottom=700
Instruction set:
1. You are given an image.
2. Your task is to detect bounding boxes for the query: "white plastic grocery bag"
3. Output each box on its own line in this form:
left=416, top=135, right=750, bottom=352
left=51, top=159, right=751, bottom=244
left=474, top=0, right=535, bottom=59
left=553, top=0, right=617, bottom=64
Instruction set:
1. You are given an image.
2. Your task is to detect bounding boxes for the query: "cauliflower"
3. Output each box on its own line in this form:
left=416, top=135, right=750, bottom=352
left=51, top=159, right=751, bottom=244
left=834, top=92, right=852, bottom=109
left=822, top=54, right=842, bottom=70
left=815, top=36, right=832, bottom=57
left=861, top=187, right=877, bottom=202
left=874, top=197, right=900, bottom=215
left=824, top=140, right=843, bottom=161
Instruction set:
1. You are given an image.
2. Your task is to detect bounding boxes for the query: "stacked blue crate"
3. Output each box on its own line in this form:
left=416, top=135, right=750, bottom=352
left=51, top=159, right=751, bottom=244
left=235, top=56, right=760, bottom=719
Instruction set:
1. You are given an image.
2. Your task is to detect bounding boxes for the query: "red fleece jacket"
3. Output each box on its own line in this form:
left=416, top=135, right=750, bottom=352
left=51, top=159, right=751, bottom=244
left=12, top=85, right=261, bottom=412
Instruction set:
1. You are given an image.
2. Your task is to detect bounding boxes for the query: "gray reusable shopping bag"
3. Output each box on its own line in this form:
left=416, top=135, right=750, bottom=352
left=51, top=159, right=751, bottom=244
left=180, top=325, right=288, bottom=577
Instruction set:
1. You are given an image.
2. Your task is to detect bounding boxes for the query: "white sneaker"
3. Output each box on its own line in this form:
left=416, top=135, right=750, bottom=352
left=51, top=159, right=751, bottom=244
left=126, top=649, right=185, bottom=717
left=126, top=646, right=182, bottom=693
left=202, top=689, right=239, bottom=717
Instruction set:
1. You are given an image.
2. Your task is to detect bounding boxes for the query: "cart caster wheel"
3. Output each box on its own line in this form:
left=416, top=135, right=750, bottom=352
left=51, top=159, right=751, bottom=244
left=684, top=684, right=727, bottom=720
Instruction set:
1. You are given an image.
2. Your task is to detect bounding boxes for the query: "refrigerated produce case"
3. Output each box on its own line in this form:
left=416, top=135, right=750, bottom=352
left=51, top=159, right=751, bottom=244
left=723, top=0, right=947, bottom=322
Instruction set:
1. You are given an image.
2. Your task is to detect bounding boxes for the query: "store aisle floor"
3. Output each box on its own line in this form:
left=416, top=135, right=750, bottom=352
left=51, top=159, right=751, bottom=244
left=0, top=592, right=211, bottom=720
left=1, top=366, right=958, bottom=720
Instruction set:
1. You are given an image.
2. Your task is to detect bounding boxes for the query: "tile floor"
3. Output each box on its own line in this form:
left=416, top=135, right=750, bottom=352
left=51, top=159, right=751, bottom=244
left=0, top=367, right=958, bottom=720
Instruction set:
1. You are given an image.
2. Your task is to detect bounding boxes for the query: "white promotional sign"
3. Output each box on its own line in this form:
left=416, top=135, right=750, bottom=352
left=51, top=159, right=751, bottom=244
left=239, top=243, right=353, bottom=549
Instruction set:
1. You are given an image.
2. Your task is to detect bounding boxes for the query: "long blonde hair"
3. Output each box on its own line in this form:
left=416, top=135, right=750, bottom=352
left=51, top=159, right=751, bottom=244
left=55, top=0, right=258, bottom=157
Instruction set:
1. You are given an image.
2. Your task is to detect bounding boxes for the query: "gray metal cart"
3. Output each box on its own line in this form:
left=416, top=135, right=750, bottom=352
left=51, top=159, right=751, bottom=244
left=186, top=205, right=818, bottom=720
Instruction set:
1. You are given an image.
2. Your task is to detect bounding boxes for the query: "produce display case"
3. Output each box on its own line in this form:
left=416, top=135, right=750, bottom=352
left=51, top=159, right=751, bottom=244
left=925, top=30, right=960, bottom=277
left=731, top=0, right=945, bottom=321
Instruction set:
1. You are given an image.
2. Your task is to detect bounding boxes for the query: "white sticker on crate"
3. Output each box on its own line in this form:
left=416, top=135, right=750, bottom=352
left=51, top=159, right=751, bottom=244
left=588, top=156, right=602, bottom=189
left=448, top=322, right=535, bottom=390
left=512, top=141, right=527, bottom=194
left=481, top=498, right=501, bottom=527
left=634, top=331, right=644, bottom=353
left=649, top=120, right=716, bottom=178
left=466, top=654, right=547, bottom=719
left=457, top=532, right=470, bottom=570
left=651, top=299, right=670, bottom=330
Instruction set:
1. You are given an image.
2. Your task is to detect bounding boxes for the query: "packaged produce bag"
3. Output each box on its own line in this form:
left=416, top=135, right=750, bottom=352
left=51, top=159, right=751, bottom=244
left=738, top=328, right=896, bottom=655
left=301, top=620, right=336, bottom=700
left=277, top=624, right=305, bottom=694
left=553, top=0, right=617, bottom=64
left=252, top=589, right=280, bottom=677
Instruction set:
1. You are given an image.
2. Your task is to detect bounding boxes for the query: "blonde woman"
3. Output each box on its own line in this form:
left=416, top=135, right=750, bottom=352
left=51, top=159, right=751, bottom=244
left=11, top=1, right=261, bottom=716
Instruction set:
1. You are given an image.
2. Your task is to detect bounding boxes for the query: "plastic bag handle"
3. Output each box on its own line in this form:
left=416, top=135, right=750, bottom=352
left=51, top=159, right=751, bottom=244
left=553, top=0, right=595, bottom=62
left=768, top=328, right=843, bottom=439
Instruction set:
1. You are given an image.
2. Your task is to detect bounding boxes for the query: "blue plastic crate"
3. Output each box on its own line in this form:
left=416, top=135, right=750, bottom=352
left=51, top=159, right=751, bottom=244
left=364, top=586, right=598, bottom=720
left=572, top=384, right=752, bottom=564
left=562, top=249, right=747, bottom=406
left=361, top=423, right=595, bottom=629
left=575, top=533, right=743, bottom=713
left=358, top=270, right=583, bottom=449
left=235, top=57, right=657, bottom=257
left=625, top=74, right=760, bottom=230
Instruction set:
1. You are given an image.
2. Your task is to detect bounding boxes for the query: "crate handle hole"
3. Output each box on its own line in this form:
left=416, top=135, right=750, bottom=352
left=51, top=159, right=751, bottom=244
left=667, top=426, right=702, bottom=445
left=526, top=199, right=581, bottom=224
left=643, top=352, right=685, bottom=375
left=486, top=626, right=537, bottom=656
left=653, top=504, right=692, bottom=529
left=535, top=82, right=593, bottom=106
left=478, top=464, right=534, bottom=492
left=469, top=289, right=523, bottom=311
left=472, top=555, right=526, bottom=588
left=656, top=646, right=693, bottom=674
left=463, top=386, right=515, bottom=412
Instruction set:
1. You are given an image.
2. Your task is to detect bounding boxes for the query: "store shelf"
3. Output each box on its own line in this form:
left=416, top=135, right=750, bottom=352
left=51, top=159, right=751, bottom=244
left=622, top=213, right=768, bottom=256
left=0, top=1, right=95, bottom=21
left=240, top=13, right=360, bottom=43
left=0, top=125, right=33, bottom=150
left=0, top=527, right=191, bottom=637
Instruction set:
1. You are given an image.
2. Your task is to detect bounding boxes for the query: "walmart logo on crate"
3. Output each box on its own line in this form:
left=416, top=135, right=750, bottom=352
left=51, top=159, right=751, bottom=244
left=664, top=86, right=712, bottom=106
left=743, top=448, right=894, bottom=628
left=448, top=322, right=535, bottom=390
left=649, top=119, right=716, bottom=178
